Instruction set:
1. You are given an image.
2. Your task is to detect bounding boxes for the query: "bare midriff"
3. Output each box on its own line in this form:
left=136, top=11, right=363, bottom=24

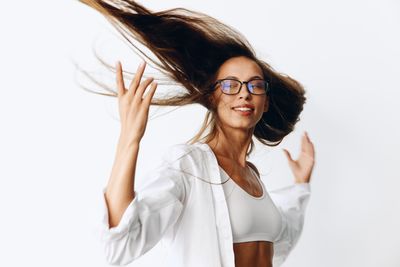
left=233, top=241, right=274, bottom=267
left=211, top=147, right=275, bottom=266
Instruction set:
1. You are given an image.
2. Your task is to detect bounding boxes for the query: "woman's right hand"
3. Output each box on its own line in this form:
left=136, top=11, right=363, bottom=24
left=116, top=60, right=158, bottom=144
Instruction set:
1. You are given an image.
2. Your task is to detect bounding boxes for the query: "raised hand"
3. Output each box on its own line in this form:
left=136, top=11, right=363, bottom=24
left=282, top=131, right=315, bottom=184
left=116, top=61, right=158, bottom=144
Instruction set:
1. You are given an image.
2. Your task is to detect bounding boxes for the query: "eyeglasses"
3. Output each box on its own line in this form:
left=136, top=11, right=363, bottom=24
left=212, top=78, right=269, bottom=95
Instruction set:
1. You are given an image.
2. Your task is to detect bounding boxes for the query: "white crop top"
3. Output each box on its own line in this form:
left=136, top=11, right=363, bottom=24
left=219, top=165, right=283, bottom=243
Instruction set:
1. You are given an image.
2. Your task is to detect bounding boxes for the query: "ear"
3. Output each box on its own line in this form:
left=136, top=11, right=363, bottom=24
left=263, top=96, right=269, bottom=112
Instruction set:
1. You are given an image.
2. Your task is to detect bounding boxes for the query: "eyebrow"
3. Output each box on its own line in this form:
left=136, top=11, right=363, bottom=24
left=223, top=75, right=263, bottom=80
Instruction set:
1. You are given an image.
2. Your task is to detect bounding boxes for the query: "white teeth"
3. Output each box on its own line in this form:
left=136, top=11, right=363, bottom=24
left=233, top=107, right=252, bottom=111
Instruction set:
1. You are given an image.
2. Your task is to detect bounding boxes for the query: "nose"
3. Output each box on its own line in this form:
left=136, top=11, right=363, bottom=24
left=237, top=82, right=251, bottom=99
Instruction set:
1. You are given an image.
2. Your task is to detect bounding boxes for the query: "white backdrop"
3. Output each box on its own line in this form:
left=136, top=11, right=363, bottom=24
left=1, top=0, right=399, bottom=266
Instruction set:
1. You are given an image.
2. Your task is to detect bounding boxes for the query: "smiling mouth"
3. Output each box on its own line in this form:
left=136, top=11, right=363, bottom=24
left=232, top=107, right=254, bottom=112
left=232, top=107, right=254, bottom=116
left=232, top=107, right=254, bottom=111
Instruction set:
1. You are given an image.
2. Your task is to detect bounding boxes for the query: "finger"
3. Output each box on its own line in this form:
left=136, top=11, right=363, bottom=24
left=116, top=61, right=126, bottom=97
left=305, top=131, right=314, bottom=144
left=303, top=141, right=315, bottom=159
left=301, top=132, right=313, bottom=152
left=301, top=131, right=308, bottom=142
left=303, top=132, right=314, bottom=151
left=128, top=61, right=146, bottom=97
left=308, top=142, right=315, bottom=156
left=282, top=148, right=293, bottom=162
left=134, top=76, right=154, bottom=101
left=143, top=81, right=158, bottom=105
left=302, top=133, right=307, bottom=143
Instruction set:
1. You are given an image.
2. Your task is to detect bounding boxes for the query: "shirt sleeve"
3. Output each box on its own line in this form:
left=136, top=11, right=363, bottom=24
left=99, top=145, right=191, bottom=265
left=268, top=183, right=312, bottom=267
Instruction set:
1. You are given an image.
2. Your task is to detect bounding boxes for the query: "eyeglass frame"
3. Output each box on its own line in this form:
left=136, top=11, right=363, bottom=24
left=211, top=78, right=269, bottom=95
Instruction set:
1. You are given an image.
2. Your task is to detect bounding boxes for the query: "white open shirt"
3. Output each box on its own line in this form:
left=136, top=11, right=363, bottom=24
left=99, top=142, right=311, bottom=266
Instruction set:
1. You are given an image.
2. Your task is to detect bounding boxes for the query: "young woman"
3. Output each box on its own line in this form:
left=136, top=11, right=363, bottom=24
left=79, top=1, right=316, bottom=266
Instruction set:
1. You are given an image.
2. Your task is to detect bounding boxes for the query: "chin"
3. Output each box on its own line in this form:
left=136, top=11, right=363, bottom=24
left=225, top=121, right=256, bottom=131
left=217, top=112, right=259, bottom=130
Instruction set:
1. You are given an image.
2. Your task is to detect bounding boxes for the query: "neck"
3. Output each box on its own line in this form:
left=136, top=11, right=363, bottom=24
left=206, top=125, right=253, bottom=168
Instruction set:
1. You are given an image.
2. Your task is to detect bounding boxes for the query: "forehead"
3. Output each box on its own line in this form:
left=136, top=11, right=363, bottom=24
left=216, top=56, right=263, bottom=79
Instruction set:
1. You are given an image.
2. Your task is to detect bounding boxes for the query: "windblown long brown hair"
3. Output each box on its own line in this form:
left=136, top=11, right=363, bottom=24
left=78, top=0, right=306, bottom=157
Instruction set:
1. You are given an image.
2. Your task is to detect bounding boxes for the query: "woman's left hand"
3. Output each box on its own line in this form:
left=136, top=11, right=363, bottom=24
left=282, top=131, right=315, bottom=184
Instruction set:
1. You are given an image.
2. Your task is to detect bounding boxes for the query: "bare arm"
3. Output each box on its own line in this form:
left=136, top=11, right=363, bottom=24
left=105, top=138, right=139, bottom=228
left=104, top=60, right=157, bottom=228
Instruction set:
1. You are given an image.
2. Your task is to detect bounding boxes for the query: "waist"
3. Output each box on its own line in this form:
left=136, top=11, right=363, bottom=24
left=233, top=240, right=274, bottom=267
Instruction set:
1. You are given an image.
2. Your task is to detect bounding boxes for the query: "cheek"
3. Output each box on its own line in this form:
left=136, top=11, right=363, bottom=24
left=212, top=93, right=230, bottom=112
left=214, top=101, right=235, bottom=125
left=219, top=98, right=231, bottom=108
left=217, top=98, right=234, bottom=115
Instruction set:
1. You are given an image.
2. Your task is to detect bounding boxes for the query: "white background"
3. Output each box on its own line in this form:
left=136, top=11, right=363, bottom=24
left=1, top=0, right=399, bottom=266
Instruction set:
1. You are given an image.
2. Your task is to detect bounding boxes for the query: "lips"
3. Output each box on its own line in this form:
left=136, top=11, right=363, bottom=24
left=231, top=104, right=255, bottom=116
left=231, top=104, right=255, bottom=111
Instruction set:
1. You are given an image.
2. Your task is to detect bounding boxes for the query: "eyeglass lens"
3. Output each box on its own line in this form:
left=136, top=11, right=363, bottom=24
left=220, top=79, right=267, bottom=94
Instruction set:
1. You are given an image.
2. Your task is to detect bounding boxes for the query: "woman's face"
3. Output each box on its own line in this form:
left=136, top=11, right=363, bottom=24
left=210, top=56, right=269, bottom=131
